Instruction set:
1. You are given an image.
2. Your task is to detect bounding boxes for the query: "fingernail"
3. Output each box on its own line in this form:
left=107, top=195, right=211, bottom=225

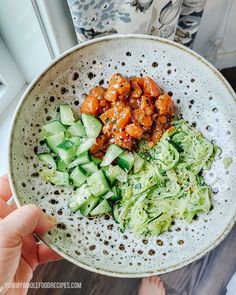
left=46, top=214, right=58, bottom=225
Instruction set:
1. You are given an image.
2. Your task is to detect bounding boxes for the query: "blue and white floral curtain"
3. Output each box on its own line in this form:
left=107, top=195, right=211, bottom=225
left=67, top=0, right=206, bottom=48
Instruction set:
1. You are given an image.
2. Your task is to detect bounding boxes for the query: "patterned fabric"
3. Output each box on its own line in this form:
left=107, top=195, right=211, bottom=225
left=67, top=0, right=206, bottom=47
left=175, top=0, right=207, bottom=48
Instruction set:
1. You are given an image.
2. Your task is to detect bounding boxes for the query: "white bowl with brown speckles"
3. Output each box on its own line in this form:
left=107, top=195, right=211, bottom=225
left=8, top=35, right=236, bottom=277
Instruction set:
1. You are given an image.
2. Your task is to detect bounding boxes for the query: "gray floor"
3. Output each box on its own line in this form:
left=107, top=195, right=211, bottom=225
left=31, top=224, right=236, bottom=295
left=31, top=69, right=236, bottom=295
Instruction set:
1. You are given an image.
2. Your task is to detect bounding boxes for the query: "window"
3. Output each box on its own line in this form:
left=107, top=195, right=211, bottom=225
left=0, top=38, right=25, bottom=115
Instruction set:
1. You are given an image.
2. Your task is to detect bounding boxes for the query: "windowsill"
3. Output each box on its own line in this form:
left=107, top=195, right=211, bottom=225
left=0, top=84, right=28, bottom=176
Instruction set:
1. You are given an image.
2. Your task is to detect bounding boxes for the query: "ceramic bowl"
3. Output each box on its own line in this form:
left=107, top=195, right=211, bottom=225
left=9, top=35, right=236, bottom=277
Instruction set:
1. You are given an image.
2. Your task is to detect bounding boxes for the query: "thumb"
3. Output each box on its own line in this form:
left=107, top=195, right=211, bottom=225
left=0, top=205, right=57, bottom=285
left=0, top=204, right=57, bottom=247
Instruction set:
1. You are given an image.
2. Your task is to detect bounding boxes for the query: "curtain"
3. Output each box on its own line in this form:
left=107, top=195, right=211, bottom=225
left=67, top=0, right=206, bottom=48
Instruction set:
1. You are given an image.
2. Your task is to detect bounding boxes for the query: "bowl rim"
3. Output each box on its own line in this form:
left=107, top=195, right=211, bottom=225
left=8, top=34, right=236, bottom=278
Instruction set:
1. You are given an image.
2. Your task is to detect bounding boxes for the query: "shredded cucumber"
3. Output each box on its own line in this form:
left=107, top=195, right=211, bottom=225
left=114, top=120, right=219, bottom=236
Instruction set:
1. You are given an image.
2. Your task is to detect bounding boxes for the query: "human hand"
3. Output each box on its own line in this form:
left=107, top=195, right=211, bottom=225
left=0, top=175, right=62, bottom=295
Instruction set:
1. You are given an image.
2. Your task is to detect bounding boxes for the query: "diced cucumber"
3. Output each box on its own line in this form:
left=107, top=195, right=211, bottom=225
left=81, top=113, right=102, bottom=138
left=68, top=184, right=91, bottom=212
left=112, top=204, right=120, bottom=224
left=60, top=104, right=75, bottom=125
left=102, top=166, right=116, bottom=185
left=103, top=165, right=127, bottom=185
left=100, top=144, right=123, bottom=167
left=110, top=187, right=122, bottom=202
left=103, top=191, right=114, bottom=200
left=133, top=152, right=145, bottom=173
left=91, top=155, right=102, bottom=165
left=79, top=196, right=100, bottom=216
left=87, top=170, right=110, bottom=197
left=56, top=157, right=68, bottom=172
left=39, top=169, right=69, bottom=186
left=57, top=140, right=76, bottom=163
left=102, top=189, right=121, bottom=202
left=115, top=167, right=128, bottom=183
left=68, top=152, right=90, bottom=169
left=41, top=121, right=66, bottom=138
left=67, top=120, right=86, bottom=137
left=90, top=199, right=112, bottom=216
left=38, top=153, right=56, bottom=170
left=50, top=171, right=69, bottom=186
left=117, top=151, right=134, bottom=172
left=70, top=166, right=87, bottom=187
left=45, top=132, right=65, bottom=154
left=69, top=136, right=81, bottom=146
left=80, top=162, right=98, bottom=176
left=76, top=137, right=96, bottom=155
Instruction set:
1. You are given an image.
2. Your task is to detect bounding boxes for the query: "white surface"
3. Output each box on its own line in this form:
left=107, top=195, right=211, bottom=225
left=0, top=38, right=25, bottom=115
left=0, top=85, right=28, bottom=176
left=0, top=0, right=52, bottom=83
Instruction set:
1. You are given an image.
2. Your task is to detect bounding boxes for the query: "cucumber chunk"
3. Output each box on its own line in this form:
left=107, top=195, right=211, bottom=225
left=91, top=155, right=102, bottom=165
left=87, top=170, right=110, bottom=197
left=41, top=121, right=66, bottom=138
left=110, top=187, right=122, bottom=202
left=79, top=196, right=100, bottom=216
left=100, top=144, right=123, bottom=167
left=81, top=114, right=102, bottom=138
left=80, top=162, right=98, bottom=176
left=76, top=137, right=96, bottom=155
left=69, top=137, right=81, bottom=146
left=45, top=132, right=65, bottom=154
left=103, top=191, right=114, bottom=200
left=39, top=169, right=69, bottom=186
left=115, top=167, right=128, bottom=183
left=112, top=204, right=121, bottom=224
left=102, top=166, right=116, bottom=185
left=70, top=166, right=87, bottom=187
left=103, top=165, right=127, bottom=184
left=133, top=152, right=145, bottom=173
left=67, top=120, right=86, bottom=137
left=90, top=199, right=112, bottom=216
left=68, top=184, right=91, bottom=212
left=57, top=140, right=76, bottom=163
left=117, top=151, right=134, bottom=172
left=56, top=157, right=68, bottom=172
left=102, top=188, right=121, bottom=202
left=38, top=153, right=56, bottom=170
left=68, top=152, right=90, bottom=169
left=60, top=104, right=75, bottom=125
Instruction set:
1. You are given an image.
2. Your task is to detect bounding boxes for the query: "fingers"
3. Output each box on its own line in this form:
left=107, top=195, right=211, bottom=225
left=0, top=174, right=12, bottom=202
left=0, top=204, right=57, bottom=248
left=0, top=198, right=14, bottom=219
left=37, top=243, right=62, bottom=264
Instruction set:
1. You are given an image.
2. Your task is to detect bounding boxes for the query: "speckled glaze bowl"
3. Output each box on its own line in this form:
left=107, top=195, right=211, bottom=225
left=9, top=35, right=236, bottom=277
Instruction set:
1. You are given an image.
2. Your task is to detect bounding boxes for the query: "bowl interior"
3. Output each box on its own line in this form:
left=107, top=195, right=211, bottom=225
left=9, top=35, right=236, bottom=277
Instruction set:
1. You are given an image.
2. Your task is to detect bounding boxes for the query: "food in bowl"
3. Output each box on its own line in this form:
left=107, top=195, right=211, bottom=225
left=80, top=73, right=174, bottom=152
left=37, top=73, right=220, bottom=236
